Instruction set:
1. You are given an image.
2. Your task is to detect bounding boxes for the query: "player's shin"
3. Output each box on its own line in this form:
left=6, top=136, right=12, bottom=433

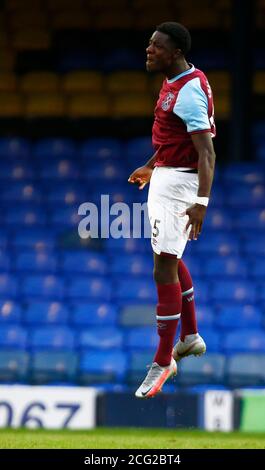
left=154, top=282, right=182, bottom=366
left=178, top=259, right=197, bottom=341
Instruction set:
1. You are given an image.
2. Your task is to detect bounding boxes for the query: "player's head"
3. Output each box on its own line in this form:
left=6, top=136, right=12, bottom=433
left=146, top=22, right=191, bottom=73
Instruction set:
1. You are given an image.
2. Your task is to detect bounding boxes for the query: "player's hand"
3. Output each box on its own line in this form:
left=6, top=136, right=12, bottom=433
left=128, top=166, right=153, bottom=190
left=183, top=203, right=207, bottom=240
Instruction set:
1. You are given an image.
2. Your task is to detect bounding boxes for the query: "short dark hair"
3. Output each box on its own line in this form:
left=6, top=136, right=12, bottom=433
left=156, top=22, right=191, bottom=56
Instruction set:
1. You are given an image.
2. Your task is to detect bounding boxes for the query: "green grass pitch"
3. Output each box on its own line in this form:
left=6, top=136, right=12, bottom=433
left=0, top=428, right=264, bottom=449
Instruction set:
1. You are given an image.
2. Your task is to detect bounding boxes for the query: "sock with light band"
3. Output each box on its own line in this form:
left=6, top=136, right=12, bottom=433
left=178, top=259, right=197, bottom=341
left=154, top=282, right=182, bottom=366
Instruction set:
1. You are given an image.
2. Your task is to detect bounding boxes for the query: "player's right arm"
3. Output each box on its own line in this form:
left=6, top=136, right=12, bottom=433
left=128, top=152, right=157, bottom=190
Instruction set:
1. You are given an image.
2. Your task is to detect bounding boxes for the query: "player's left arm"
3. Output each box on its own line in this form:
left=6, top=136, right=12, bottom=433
left=173, top=77, right=216, bottom=239
left=185, top=132, right=216, bottom=240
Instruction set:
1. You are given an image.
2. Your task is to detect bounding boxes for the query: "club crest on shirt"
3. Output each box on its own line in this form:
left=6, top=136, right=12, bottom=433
left=161, top=92, right=175, bottom=111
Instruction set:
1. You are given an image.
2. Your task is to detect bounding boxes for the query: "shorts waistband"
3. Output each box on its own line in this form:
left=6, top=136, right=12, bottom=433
left=176, top=169, right=198, bottom=174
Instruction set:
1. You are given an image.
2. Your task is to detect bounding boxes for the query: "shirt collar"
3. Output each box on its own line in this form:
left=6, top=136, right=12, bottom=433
left=166, top=64, right=195, bottom=83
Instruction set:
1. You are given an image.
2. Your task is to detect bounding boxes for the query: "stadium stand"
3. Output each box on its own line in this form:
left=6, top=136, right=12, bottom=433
left=0, top=0, right=264, bottom=390
left=0, top=133, right=263, bottom=388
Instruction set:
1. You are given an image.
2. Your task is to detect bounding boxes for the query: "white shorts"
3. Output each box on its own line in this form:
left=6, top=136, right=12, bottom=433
left=147, top=167, right=199, bottom=258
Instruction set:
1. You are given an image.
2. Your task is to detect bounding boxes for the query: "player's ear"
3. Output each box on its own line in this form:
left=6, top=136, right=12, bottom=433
left=174, top=48, right=182, bottom=59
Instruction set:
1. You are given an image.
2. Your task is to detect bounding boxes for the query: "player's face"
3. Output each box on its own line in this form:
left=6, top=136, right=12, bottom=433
left=146, top=31, right=176, bottom=73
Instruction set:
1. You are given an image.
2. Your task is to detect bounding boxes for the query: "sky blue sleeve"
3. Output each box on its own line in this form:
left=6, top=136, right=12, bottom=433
left=173, top=77, right=210, bottom=132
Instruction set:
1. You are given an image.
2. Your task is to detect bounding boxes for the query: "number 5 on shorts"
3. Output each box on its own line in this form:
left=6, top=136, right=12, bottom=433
left=152, top=219, right=161, bottom=238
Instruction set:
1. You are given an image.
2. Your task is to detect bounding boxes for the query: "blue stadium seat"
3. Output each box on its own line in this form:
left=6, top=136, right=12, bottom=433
left=78, top=327, right=123, bottom=350
left=126, top=137, right=153, bottom=161
left=84, top=161, right=127, bottom=181
left=71, top=302, right=118, bottom=326
left=11, top=229, right=56, bottom=250
left=15, top=251, right=57, bottom=273
left=0, top=137, right=30, bottom=159
left=99, top=173, right=144, bottom=190
left=1, top=182, right=42, bottom=203
left=203, top=257, right=248, bottom=278
left=33, top=138, right=76, bottom=159
left=198, top=328, right=220, bottom=352
left=202, top=209, right=233, bottom=231
left=49, top=206, right=82, bottom=228
left=209, top=184, right=225, bottom=208
left=90, top=188, right=137, bottom=205
left=126, top=327, right=157, bottom=350
left=210, top=280, right=256, bottom=303
left=67, top=277, right=111, bottom=301
left=110, top=254, right=153, bottom=277
left=223, top=163, right=265, bottom=184
left=226, top=184, right=265, bottom=209
left=251, top=260, right=265, bottom=279
left=30, top=351, right=78, bottom=384
left=178, top=353, right=226, bottom=385
left=46, top=183, right=87, bottom=205
left=0, top=301, right=22, bottom=324
left=0, top=325, right=27, bottom=349
left=0, top=350, right=29, bottom=382
left=241, top=235, right=265, bottom=256
left=127, top=350, right=155, bottom=384
left=0, top=274, right=18, bottom=299
left=0, top=251, right=10, bottom=271
left=105, top=236, right=150, bottom=253
left=192, top=280, right=209, bottom=304
left=24, top=301, right=69, bottom=325
left=29, top=327, right=75, bottom=350
left=0, top=162, right=34, bottom=180
left=216, top=305, right=262, bottom=330
left=38, top=159, right=80, bottom=180
left=61, top=251, right=107, bottom=275
left=226, top=353, right=265, bottom=387
left=181, top=256, right=203, bottom=278
left=0, top=208, right=4, bottom=226
left=21, top=275, right=64, bottom=300
left=223, top=329, right=265, bottom=353
left=114, top=279, right=156, bottom=303
left=195, top=305, right=215, bottom=328
left=80, top=138, right=122, bottom=160
left=119, top=304, right=155, bottom=326
left=0, top=233, right=8, bottom=249
left=79, top=350, right=127, bottom=383
left=194, top=232, right=240, bottom=256
left=126, top=143, right=154, bottom=172
left=5, top=206, right=48, bottom=227
left=257, top=283, right=265, bottom=302
left=234, top=210, right=265, bottom=231
left=89, top=180, right=131, bottom=195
